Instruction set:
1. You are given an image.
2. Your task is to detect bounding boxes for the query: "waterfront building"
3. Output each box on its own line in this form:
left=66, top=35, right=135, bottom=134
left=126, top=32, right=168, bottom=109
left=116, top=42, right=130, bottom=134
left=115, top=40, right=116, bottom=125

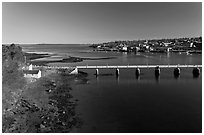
left=122, top=46, right=128, bottom=51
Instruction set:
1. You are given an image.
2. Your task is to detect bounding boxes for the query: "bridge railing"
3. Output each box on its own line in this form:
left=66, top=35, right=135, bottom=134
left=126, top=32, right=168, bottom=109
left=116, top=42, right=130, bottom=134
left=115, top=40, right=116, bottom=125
left=76, top=65, right=202, bottom=69
left=32, top=64, right=202, bottom=69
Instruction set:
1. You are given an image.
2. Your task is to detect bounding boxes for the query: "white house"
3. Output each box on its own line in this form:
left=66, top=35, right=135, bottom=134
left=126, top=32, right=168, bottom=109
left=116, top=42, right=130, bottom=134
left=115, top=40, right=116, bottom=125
left=29, top=64, right=33, bottom=70
left=23, top=64, right=41, bottom=78
left=23, top=70, right=42, bottom=78
left=122, top=46, right=128, bottom=51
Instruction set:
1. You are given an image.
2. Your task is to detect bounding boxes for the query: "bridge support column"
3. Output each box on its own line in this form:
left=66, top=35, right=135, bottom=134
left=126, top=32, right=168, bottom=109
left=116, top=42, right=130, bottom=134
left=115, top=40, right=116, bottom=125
left=174, top=67, right=180, bottom=78
left=116, top=68, right=119, bottom=77
left=193, top=67, right=200, bottom=78
left=155, top=66, right=160, bottom=77
left=135, top=68, right=140, bottom=77
left=96, top=68, right=99, bottom=76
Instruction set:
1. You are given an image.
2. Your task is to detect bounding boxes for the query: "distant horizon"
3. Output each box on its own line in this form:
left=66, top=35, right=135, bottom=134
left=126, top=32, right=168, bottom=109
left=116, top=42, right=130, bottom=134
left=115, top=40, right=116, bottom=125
left=2, top=35, right=202, bottom=45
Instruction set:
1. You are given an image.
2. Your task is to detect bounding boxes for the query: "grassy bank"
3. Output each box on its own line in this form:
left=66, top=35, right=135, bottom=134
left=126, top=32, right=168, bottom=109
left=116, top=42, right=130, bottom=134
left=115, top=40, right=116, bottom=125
left=3, top=68, right=84, bottom=133
left=2, top=44, right=84, bottom=133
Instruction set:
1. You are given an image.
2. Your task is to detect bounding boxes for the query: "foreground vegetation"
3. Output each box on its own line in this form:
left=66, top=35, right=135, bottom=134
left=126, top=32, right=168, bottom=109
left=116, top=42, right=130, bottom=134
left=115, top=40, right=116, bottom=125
left=2, top=44, right=82, bottom=132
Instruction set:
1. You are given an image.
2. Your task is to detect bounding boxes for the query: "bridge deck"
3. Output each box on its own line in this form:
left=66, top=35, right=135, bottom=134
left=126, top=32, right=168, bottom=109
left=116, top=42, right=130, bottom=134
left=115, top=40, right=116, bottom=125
left=76, top=65, right=202, bottom=69
left=33, top=65, right=202, bottom=69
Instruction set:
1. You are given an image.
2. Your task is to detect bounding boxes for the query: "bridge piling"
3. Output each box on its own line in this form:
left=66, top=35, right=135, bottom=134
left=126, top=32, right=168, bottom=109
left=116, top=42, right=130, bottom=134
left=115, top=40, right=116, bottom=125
left=174, top=67, right=181, bottom=77
left=193, top=67, right=200, bottom=78
left=155, top=66, right=160, bottom=77
left=135, top=68, right=140, bottom=77
left=116, top=68, right=120, bottom=77
left=96, top=68, right=99, bottom=76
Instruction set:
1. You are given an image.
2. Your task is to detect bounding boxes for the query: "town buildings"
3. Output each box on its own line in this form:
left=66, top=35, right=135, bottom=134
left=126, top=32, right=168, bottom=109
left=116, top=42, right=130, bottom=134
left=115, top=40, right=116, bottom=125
left=91, top=37, right=202, bottom=54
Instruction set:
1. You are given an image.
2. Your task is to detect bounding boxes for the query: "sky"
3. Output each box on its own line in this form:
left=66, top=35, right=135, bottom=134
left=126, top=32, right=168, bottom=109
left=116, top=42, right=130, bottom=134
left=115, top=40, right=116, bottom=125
left=2, top=2, right=202, bottom=44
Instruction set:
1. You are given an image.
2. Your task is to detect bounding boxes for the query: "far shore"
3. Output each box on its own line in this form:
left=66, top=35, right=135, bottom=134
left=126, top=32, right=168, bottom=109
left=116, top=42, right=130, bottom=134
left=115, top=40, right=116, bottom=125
left=25, top=52, right=51, bottom=60
left=26, top=52, right=116, bottom=66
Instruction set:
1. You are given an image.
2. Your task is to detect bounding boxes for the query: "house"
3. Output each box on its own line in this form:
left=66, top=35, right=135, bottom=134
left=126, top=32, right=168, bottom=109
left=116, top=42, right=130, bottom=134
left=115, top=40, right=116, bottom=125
left=29, top=64, right=33, bottom=70
left=23, top=64, right=42, bottom=78
left=23, top=70, right=42, bottom=78
left=163, top=42, right=171, bottom=47
left=122, top=46, right=128, bottom=51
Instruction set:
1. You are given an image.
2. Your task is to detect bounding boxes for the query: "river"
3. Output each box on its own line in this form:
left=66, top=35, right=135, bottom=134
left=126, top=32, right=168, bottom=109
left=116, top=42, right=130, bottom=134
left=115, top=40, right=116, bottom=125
left=20, top=44, right=202, bottom=133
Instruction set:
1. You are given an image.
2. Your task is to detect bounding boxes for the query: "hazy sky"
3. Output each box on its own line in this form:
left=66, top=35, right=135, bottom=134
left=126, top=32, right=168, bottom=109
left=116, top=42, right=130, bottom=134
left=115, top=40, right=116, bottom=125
left=2, top=2, right=202, bottom=44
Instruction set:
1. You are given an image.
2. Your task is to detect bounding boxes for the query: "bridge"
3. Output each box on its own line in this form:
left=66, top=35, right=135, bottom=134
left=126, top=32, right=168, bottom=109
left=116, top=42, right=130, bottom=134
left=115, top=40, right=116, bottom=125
left=33, top=64, right=202, bottom=77
left=76, top=65, right=202, bottom=69
left=70, top=64, right=202, bottom=77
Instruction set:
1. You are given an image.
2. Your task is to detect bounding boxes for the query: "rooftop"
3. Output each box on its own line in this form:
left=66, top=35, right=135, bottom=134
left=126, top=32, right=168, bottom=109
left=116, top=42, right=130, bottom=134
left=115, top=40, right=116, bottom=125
left=23, top=70, right=40, bottom=74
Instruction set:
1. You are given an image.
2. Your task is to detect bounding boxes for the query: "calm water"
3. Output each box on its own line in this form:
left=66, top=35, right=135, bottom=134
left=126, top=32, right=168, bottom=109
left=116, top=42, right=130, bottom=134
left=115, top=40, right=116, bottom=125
left=21, top=44, right=202, bottom=133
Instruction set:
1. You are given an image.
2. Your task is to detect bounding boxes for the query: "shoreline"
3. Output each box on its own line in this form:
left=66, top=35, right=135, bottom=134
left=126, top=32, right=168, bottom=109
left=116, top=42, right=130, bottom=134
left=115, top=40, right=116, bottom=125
left=29, top=55, right=92, bottom=132
left=24, top=52, right=52, bottom=61
left=24, top=48, right=202, bottom=67
left=27, top=52, right=116, bottom=66
left=32, top=69, right=85, bottom=132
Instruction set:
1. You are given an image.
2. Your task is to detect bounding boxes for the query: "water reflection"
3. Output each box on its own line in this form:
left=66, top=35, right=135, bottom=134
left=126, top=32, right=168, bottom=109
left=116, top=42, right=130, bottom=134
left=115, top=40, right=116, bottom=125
left=96, top=75, right=99, bottom=82
left=116, top=76, right=120, bottom=84
left=155, top=75, right=160, bottom=83
left=192, top=67, right=201, bottom=79
left=193, top=74, right=200, bottom=79
left=135, top=75, right=140, bottom=81
left=174, top=74, right=180, bottom=79
left=166, top=52, right=170, bottom=58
